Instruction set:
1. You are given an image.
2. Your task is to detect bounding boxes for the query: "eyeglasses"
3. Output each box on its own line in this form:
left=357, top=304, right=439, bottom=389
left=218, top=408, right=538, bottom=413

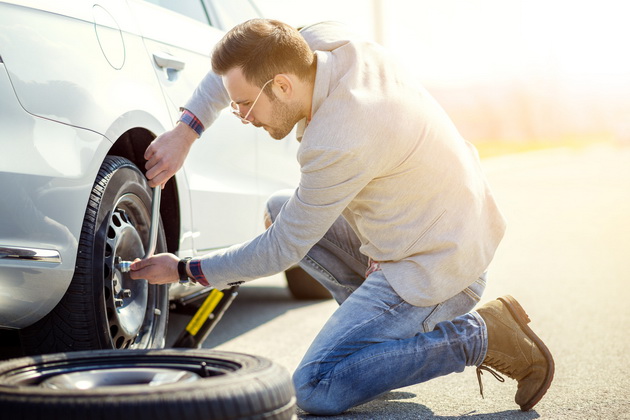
left=230, top=79, right=273, bottom=124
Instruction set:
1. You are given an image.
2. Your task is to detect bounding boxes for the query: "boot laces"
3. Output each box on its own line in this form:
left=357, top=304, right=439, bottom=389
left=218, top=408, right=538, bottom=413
left=476, top=365, right=506, bottom=398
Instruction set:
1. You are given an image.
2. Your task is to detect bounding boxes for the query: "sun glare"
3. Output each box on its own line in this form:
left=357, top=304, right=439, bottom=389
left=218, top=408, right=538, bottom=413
left=258, top=0, right=630, bottom=143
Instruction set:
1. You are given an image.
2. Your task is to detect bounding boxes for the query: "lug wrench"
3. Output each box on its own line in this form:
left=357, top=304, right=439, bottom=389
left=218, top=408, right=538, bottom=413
left=119, top=186, right=238, bottom=349
left=118, top=186, right=162, bottom=271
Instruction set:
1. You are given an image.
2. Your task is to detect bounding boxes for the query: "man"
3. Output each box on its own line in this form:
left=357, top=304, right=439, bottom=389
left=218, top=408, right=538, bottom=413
left=130, top=19, right=554, bottom=415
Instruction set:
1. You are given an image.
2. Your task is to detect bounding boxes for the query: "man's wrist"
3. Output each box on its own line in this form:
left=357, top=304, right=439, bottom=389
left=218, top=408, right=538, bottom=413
left=178, top=109, right=204, bottom=138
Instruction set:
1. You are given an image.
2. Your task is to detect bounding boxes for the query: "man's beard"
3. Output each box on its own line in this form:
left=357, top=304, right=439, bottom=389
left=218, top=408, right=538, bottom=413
left=265, top=97, right=302, bottom=140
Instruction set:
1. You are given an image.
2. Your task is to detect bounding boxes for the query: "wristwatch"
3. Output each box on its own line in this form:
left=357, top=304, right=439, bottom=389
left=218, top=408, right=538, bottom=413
left=177, top=257, right=196, bottom=285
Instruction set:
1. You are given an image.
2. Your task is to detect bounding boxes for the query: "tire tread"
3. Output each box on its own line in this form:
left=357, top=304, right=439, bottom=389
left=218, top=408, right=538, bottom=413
left=0, top=349, right=296, bottom=420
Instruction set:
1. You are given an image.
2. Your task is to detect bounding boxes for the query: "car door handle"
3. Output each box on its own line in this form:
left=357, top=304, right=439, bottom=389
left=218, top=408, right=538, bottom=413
left=153, top=52, right=186, bottom=71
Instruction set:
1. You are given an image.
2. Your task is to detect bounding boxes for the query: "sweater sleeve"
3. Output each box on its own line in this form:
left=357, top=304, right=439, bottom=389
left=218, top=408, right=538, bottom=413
left=193, top=141, right=376, bottom=290
left=182, top=71, right=231, bottom=129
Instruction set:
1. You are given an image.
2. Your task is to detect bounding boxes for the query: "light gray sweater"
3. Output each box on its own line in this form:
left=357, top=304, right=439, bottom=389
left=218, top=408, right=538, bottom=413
left=185, top=22, right=506, bottom=306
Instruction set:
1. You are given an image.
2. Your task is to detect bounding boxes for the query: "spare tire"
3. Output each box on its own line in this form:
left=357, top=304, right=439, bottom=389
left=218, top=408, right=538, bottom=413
left=0, top=349, right=296, bottom=420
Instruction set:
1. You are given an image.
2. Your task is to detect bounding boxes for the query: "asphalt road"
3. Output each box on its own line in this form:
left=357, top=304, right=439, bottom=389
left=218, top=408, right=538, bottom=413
left=168, top=143, right=630, bottom=419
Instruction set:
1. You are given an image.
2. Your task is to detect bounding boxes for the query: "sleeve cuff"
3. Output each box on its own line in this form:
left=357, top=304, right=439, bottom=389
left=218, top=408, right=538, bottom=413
left=178, top=109, right=205, bottom=137
left=188, top=258, right=210, bottom=287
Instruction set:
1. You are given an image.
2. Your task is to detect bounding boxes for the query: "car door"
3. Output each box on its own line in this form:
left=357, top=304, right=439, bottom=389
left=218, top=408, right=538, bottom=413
left=127, top=0, right=261, bottom=254
left=203, top=0, right=302, bottom=224
left=202, top=0, right=303, bottom=231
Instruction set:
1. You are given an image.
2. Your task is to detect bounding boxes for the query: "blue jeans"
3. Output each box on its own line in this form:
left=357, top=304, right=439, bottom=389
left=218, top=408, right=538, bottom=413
left=266, top=191, right=489, bottom=415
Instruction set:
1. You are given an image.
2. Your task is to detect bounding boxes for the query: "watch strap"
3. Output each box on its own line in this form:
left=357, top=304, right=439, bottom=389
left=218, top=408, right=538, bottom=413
left=178, top=257, right=195, bottom=284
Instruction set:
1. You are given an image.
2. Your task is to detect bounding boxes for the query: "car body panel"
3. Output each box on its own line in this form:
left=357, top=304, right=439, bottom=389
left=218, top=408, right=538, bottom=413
left=129, top=0, right=262, bottom=251
left=0, top=61, right=113, bottom=327
left=0, top=2, right=172, bottom=139
left=0, top=1, right=172, bottom=328
left=0, top=0, right=301, bottom=331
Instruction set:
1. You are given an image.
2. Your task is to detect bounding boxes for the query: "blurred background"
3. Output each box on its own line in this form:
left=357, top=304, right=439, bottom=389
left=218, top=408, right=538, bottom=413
left=256, top=0, right=630, bottom=156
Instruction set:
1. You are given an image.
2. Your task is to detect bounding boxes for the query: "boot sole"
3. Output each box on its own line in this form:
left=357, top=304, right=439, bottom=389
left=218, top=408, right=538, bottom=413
left=498, top=295, right=555, bottom=411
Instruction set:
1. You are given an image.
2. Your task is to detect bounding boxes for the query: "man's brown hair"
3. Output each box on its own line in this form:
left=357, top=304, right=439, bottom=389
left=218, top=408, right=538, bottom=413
left=212, top=19, right=316, bottom=89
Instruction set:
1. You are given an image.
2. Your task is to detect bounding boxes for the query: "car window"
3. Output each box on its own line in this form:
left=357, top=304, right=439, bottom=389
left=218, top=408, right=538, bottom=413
left=209, top=0, right=261, bottom=30
left=144, top=0, right=210, bottom=25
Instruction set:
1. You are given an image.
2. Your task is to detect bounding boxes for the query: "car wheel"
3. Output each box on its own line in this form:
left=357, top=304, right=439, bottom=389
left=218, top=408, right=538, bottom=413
left=20, top=156, right=169, bottom=354
left=0, top=349, right=296, bottom=420
left=285, top=266, right=332, bottom=300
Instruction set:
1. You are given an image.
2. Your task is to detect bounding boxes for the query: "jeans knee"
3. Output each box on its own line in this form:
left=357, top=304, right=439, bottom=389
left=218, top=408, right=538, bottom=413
left=294, top=382, right=319, bottom=415
left=295, top=388, right=346, bottom=416
left=292, top=366, right=313, bottom=406
left=293, top=369, right=347, bottom=416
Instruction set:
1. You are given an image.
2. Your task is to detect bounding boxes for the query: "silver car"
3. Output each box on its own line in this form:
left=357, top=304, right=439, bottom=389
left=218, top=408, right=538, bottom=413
left=0, top=0, right=323, bottom=357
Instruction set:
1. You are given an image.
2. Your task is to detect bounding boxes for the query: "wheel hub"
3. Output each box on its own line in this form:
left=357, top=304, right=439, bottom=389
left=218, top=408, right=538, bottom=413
left=40, top=367, right=200, bottom=390
left=103, top=199, right=150, bottom=349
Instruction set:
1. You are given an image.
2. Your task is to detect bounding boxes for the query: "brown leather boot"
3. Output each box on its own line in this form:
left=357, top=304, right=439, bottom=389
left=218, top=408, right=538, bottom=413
left=476, top=295, right=555, bottom=411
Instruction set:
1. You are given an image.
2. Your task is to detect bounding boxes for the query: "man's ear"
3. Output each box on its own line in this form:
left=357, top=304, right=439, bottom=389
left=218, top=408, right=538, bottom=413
left=272, top=74, right=293, bottom=99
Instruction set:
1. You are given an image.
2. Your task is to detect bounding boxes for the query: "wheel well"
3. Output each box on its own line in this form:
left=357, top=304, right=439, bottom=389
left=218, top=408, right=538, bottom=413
left=107, top=128, right=180, bottom=254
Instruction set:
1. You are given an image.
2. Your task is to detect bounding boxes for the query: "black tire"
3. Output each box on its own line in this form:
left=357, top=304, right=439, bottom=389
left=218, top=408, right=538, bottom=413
left=285, top=267, right=332, bottom=300
left=20, top=156, right=169, bottom=354
left=0, top=349, right=296, bottom=420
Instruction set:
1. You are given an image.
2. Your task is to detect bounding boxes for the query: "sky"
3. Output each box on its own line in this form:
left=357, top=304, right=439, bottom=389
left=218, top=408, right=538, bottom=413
left=255, top=0, right=630, bottom=143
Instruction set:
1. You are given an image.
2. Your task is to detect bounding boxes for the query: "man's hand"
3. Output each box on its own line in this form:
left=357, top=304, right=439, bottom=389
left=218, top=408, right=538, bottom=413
left=129, top=253, right=180, bottom=284
left=145, top=122, right=198, bottom=188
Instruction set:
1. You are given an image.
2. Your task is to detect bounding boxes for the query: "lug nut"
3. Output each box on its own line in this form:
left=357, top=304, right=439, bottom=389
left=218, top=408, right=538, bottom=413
left=117, top=260, right=132, bottom=273
left=121, top=289, right=132, bottom=298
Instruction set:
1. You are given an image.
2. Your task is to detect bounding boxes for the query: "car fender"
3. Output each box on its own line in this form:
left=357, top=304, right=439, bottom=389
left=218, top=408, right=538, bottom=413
left=0, top=2, right=172, bottom=140
left=0, top=79, right=112, bottom=328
